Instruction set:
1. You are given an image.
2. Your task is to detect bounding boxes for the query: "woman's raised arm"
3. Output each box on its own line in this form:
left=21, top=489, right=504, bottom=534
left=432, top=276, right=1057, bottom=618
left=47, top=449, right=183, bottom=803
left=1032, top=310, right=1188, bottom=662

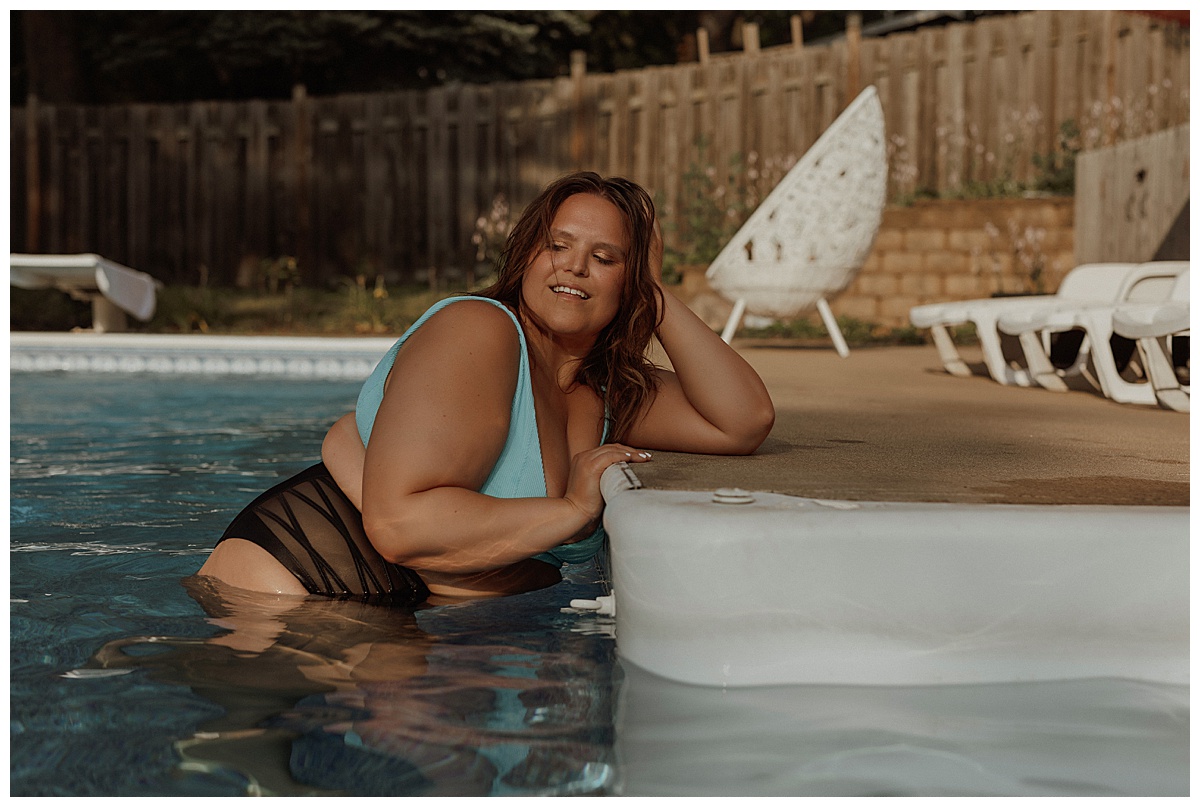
left=626, top=224, right=775, bottom=454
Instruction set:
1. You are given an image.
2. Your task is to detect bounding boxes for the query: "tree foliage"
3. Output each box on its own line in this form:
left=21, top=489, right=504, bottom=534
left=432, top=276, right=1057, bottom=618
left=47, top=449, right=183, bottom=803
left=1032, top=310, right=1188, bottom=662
left=13, top=10, right=874, bottom=105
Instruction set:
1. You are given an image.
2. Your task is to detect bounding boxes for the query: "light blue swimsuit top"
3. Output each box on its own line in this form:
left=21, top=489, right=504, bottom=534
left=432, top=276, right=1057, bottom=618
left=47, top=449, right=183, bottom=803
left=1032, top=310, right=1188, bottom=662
left=355, top=295, right=608, bottom=567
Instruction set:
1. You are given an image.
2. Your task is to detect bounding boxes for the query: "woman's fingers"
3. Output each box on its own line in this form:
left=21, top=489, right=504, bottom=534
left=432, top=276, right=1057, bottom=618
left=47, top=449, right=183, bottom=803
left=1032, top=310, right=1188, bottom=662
left=564, top=444, right=653, bottom=519
left=596, top=444, right=652, bottom=466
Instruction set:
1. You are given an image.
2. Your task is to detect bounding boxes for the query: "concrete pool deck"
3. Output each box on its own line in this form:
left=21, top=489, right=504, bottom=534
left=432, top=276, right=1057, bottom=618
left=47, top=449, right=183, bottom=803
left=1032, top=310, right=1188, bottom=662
left=639, top=341, right=1190, bottom=507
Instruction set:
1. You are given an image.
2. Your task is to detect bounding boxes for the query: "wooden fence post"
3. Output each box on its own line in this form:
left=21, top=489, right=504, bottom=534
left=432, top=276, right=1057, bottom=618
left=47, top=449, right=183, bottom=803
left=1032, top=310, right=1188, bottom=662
left=426, top=86, right=450, bottom=291
left=1104, top=9, right=1118, bottom=145
left=846, top=13, right=863, bottom=101
left=697, top=28, right=710, bottom=63
left=791, top=14, right=805, bottom=50
left=742, top=22, right=760, bottom=54
left=571, top=50, right=587, bottom=169
left=292, top=84, right=315, bottom=284
left=25, top=94, right=40, bottom=253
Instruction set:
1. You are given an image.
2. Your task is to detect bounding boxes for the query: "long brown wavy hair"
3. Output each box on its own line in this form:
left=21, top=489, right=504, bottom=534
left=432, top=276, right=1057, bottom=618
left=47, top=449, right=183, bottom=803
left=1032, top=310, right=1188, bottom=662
left=478, top=172, right=664, bottom=442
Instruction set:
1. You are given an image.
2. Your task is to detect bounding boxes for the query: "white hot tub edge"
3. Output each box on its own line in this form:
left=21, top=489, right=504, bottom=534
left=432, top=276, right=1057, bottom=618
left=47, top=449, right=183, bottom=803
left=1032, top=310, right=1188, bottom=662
left=598, top=464, right=1189, bottom=689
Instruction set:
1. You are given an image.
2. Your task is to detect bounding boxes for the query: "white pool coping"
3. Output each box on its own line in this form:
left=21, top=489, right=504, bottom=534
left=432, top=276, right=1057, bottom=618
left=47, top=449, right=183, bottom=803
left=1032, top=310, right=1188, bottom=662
left=597, top=464, right=1189, bottom=689
left=10, top=331, right=397, bottom=379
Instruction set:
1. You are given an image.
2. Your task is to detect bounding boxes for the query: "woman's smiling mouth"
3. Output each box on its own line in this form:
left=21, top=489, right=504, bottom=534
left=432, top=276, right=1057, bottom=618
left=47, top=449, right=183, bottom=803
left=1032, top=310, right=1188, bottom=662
left=552, top=285, right=590, bottom=300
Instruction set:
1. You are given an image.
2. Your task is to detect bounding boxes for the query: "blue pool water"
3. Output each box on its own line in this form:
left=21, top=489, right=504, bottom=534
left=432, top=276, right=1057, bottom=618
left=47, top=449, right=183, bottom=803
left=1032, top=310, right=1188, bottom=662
left=10, top=370, right=1189, bottom=796
left=11, top=372, right=617, bottom=796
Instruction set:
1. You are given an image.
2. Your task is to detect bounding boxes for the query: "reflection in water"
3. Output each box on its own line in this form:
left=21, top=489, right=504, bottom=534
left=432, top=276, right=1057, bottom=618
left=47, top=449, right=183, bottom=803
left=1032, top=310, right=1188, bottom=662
left=37, top=564, right=1193, bottom=797
left=614, top=661, right=1189, bottom=797
left=57, top=559, right=1187, bottom=798
left=83, top=576, right=615, bottom=796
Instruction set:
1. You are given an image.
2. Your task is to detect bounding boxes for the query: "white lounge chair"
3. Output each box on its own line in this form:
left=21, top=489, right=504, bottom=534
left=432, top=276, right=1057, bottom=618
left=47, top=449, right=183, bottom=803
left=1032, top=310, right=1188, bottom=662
left=1112, top=295, right=1189, bottom=412
left=10, top=253, right=161, bottom=332
left=996, top=263, right=1189, bottom=405
left=909, top=263, right=1138, bottom=386
left=706, top=86, right=888, bottom=357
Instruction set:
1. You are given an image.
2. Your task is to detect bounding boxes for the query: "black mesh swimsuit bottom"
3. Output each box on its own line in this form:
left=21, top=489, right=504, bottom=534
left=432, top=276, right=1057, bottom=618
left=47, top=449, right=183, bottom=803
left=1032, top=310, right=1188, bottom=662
left=217, top=462, right=430, bottom=606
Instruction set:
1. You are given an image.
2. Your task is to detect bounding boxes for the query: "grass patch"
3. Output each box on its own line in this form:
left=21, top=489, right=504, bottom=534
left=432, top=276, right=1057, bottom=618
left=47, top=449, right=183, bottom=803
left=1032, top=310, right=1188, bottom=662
left=741, top=315, right=929, bottom=347
left=146, top=281, right=467, bottom=335
left=10, top=279, right=477, bottom=336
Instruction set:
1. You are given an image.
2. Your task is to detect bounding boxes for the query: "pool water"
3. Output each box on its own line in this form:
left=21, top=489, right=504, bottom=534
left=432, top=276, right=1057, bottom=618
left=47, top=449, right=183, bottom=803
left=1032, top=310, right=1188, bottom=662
left=10, top=371, right=1189, bottom=796
left=11, top=372, right=617, bottom=796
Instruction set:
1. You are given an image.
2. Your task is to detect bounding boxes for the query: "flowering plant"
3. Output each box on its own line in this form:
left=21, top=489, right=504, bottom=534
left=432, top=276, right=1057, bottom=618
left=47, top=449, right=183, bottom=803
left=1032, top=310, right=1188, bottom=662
left=665, top=145, right=797, bottom=278
left=471, top=194, right=513, bottom=267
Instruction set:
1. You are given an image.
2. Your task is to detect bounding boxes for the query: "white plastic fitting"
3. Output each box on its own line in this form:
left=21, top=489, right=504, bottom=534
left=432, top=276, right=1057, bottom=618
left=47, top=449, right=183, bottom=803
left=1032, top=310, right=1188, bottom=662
left=569, top=594, right=616, bottom=616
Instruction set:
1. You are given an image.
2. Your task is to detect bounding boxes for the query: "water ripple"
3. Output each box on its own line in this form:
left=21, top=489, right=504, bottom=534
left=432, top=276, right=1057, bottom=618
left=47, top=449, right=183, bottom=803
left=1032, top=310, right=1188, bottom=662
left=12, top=541, right=212, bottom=557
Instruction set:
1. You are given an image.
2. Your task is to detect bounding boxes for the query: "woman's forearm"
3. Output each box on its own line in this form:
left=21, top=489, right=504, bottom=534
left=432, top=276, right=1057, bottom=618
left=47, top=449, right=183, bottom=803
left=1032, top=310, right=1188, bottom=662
left=655, top=287, right=775, bottom=443
left=323, top=411, right=595, bottom=573
left=363, top=488, right=594, bottom=574
left=363, top=441, right=645, bottom=574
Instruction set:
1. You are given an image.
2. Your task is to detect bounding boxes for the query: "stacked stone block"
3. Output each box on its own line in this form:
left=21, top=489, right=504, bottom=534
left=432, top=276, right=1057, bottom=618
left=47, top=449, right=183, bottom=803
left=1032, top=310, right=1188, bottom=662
left=836, top=197, right=1075, bottom=328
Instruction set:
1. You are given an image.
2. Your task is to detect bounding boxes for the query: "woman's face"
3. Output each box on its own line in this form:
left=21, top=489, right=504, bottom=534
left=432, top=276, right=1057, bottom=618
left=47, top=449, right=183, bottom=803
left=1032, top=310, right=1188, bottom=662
left=520, top=192, right=629, bottom=344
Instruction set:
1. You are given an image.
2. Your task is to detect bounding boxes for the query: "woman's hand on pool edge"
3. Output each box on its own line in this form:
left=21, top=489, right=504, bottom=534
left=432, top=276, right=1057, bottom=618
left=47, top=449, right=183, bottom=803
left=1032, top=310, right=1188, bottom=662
left=561, top=443, right=652, bottom=533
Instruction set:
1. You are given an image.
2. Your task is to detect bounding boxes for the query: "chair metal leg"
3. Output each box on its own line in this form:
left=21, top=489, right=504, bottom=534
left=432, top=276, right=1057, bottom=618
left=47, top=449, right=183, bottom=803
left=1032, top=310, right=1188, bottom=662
left=816, top=297, right=850, bottom=358
left=720, top=298, right=747, bottom=344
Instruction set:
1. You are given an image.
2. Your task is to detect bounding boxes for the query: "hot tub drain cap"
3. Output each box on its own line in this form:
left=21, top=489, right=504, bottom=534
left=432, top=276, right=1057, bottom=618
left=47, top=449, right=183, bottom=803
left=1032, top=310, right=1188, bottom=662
left=712, top=488, right=755, bottom=504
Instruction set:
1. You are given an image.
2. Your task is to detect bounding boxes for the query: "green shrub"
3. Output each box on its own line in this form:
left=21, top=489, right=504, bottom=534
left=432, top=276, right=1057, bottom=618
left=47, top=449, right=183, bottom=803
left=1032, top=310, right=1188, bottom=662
left=150, top=286, right=234, bottom=332
left=10, top=287, right=93, bottom=331
left=1031, top=119, right=1080, bottom=195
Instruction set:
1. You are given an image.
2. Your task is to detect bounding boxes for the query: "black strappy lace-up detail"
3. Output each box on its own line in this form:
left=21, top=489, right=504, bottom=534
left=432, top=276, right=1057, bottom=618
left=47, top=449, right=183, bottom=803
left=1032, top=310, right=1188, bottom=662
left=218, top=463, right=430, bottom=606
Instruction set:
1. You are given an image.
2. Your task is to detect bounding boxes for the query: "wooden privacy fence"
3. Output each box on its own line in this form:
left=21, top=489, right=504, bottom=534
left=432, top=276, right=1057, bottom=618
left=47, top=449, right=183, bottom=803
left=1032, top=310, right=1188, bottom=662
left=11, top=9, right=1189, bottom=288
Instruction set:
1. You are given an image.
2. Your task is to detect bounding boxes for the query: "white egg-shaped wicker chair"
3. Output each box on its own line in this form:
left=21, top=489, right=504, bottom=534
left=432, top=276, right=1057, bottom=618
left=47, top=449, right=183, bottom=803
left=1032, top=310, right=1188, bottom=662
left=706, top=86, right=888, bottom=356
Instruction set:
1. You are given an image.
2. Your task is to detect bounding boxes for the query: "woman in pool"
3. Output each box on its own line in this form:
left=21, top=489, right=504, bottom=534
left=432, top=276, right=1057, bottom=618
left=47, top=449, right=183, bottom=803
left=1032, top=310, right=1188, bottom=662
left=198, top=171, right=774, bottom=604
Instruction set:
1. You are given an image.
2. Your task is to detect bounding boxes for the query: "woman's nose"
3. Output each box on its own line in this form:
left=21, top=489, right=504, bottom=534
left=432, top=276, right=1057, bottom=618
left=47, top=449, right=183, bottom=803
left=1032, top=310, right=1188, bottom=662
left=565, top=250, right=588, bottom=277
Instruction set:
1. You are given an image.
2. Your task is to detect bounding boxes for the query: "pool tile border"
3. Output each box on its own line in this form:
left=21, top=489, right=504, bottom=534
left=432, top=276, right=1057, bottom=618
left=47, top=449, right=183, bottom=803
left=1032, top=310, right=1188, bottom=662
left=10, top=332, right=396, bottom=379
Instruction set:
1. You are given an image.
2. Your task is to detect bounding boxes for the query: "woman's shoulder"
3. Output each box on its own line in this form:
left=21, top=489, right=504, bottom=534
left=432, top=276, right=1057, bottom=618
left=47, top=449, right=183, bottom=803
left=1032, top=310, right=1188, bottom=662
left=422, top=297, right=519, bottom=338
left=405, top=297, right=522, bottom=358
left=428, top=296, right=517, bottom=325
